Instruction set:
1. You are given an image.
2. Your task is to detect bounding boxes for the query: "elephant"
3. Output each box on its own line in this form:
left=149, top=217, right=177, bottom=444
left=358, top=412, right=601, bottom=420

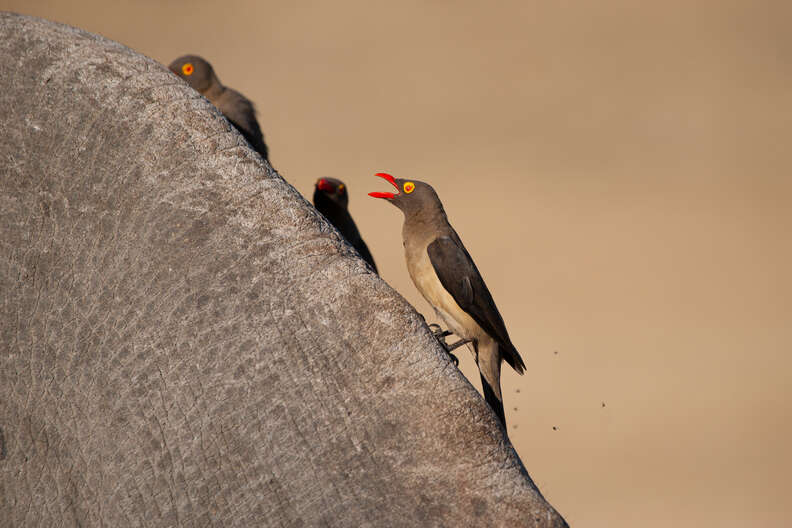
left=0, top=13, right=567, bottom=527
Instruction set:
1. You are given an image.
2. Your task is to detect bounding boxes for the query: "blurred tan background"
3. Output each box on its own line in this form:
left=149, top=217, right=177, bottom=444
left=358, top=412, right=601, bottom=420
left=4, top=1, right=790, bottom=525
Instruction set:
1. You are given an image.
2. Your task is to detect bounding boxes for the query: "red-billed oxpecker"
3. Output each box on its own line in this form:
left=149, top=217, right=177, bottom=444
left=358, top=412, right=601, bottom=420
left=168, top=55, right=270, bottom=162
left=369, top=173, right=525, bottom=427
left=314, top=178, right=377, bottom=273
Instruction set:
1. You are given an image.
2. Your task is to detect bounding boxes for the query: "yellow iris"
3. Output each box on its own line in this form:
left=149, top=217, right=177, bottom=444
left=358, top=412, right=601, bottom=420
left=404, top=182, right=415, bottom=194
left=182, top=63, right=194, bottom=76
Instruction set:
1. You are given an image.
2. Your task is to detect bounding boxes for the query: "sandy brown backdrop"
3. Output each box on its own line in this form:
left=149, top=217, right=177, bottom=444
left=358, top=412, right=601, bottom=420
left=3, top=1, right=790, bottom=526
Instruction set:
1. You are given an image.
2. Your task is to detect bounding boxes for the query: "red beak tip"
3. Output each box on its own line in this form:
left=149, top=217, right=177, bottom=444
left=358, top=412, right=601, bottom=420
left=371, top=172, right=399, bottom=199
left=374, top=172, right=397, bottom=185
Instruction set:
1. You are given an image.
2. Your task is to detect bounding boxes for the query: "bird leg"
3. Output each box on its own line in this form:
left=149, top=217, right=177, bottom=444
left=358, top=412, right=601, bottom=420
left=428, top=323, right=452, bottom=338
left=445, top=338, right=473, bottom=352
left=427, top=324, right=460, bottom=366
left=429, top=323, right=472, bottom=351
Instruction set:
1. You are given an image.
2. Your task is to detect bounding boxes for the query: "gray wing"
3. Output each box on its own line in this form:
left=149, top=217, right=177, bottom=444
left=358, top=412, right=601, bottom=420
left=218, top=89, right=269, bottom=160
left=427, top=236, right=525, bottom=373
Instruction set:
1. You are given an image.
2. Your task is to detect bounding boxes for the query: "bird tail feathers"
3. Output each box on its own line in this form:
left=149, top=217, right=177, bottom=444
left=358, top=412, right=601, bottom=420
left=478, top=341, right=507, bottom=428
left=480, top=374, right=507, bottom=428
left=502, top=341, right=526, bottom=375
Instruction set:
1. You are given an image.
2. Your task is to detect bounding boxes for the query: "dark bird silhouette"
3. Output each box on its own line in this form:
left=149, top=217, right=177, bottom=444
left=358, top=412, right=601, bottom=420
left=314, top=178, right=377, bottom=273
left=369, top=173, right=525, bottom=427
left=168, top=54, right=269, bottom=161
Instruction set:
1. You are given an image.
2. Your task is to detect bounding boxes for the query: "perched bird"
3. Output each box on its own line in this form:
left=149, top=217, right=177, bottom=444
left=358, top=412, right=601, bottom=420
left=369, top=173, right=525, bottom=427
left=314, top=177, right=377, bottom=273
left=168, top=55, right=269, bottom=161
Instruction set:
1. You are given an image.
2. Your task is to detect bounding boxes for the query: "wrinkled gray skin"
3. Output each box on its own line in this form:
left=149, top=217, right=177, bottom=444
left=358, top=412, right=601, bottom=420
left=0, top=13, right=567, bottom=528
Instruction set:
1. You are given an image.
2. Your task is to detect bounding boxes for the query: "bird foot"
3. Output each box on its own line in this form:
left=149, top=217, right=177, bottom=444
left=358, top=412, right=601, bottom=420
left=428, top=324, right=462, bottom=367
left=428, top=323, right=452, bottom=339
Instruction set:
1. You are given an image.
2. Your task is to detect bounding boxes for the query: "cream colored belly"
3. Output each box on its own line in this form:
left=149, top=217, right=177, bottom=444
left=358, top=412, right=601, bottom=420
left=408, top=250, right=486, bottom=341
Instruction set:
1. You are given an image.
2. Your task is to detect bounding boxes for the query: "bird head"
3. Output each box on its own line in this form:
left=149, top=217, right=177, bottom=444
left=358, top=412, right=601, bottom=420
left=168, top=55, right=218, bottom=94
left=314, top=177, right=349, bottom=209
left=368, top=173, right=442, bottom=217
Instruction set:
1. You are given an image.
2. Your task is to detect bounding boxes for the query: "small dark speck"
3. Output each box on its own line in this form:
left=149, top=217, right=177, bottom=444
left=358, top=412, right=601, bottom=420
left=513, top=407, right=518, bottom=411
left=515, top=388, right=520, bottom=393
left=554, top=350, right=558, bottom=355
left=471, top=497, right=487, bottom=517
left=602, top=402, right=606, bottom=408
left=552, top=426, right=558, bottom=431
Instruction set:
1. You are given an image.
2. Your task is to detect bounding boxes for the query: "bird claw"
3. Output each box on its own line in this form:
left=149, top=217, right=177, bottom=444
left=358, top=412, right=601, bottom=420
left=428, top=324, right=462, bottom=367
left=428, top=323, right=452, bottom=339
left=446, top=351, right=459, bottom=367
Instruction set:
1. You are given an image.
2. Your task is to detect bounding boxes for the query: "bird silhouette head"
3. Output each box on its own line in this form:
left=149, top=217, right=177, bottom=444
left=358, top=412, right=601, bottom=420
left=314, top=178, right=349, bottom=209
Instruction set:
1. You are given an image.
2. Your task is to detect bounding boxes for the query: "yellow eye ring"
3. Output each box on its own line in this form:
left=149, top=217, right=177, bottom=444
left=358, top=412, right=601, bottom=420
left=338, top=183, right=345, bottom=192
left=403, top=182, right=415, bottom=194
left=182, top=63, right=194, bottom=76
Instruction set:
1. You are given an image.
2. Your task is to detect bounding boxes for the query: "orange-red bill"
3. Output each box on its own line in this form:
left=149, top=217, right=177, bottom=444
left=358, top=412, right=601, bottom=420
left=316, top=178, right=334, bottom=192
left=368, top=172, right=399, bottom=199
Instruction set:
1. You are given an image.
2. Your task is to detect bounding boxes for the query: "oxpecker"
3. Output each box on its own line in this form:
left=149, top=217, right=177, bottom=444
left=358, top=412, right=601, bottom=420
left=314, top=178, right=377, bottom=273
left=369, top=173, right=525, bottom=427
left=168, top=55, right=270, bottom=161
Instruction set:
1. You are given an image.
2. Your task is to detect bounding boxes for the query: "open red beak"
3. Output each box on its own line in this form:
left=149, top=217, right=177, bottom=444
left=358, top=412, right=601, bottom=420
left=368, top=173, right=399, bottom=199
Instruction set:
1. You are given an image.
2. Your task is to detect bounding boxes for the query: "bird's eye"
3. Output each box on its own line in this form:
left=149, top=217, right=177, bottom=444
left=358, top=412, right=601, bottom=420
left=403, top=182, right=415, bottom=194
left=182, top=63, right=194, bottom=76
left=338, top=184, right=345, bottom=192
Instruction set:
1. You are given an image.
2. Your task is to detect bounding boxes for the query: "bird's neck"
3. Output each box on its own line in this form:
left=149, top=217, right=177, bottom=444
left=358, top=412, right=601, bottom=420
left=402, top=206, right=451, bottom=242
left=315, top=194, right=353, bottom=227
left=314, top=193, right=345, bottom=214
left=202, top=81, right=225, bottom=103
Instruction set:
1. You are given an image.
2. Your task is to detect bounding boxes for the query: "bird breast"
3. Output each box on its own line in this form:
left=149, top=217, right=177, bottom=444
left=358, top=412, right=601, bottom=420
left=405, top=241, right=484, bottom=342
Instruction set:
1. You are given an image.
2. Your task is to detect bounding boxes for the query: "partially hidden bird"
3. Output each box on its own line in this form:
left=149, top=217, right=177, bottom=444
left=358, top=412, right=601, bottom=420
left=314, top=178, right=377, bottom=273
left=369, top=172, right=525, bottom=427
left=168, top=55, right=269, bottom=161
